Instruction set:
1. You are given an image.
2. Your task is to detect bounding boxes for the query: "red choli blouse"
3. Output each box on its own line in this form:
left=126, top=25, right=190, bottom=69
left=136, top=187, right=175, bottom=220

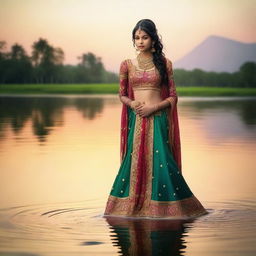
left=118, top=57, right=182, bottom=173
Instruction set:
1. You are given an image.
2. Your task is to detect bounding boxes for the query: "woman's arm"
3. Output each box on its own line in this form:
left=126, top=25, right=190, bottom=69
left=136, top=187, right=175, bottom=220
left=120, top=95, right=133, bottom=107
left=151, top=99, right=171, bottom=112
left=118, top=60, right=132, bottom=107
left=152, top=58, right=177, bottom=112
left=119, top=59, right=142, bottom=109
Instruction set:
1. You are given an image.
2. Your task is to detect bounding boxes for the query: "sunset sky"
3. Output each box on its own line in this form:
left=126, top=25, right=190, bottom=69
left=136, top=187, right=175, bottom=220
left=0, top=0, right=255, bottom=72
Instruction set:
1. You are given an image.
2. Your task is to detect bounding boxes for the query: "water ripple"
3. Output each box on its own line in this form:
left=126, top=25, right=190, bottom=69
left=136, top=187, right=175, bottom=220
left=0, top=198, right=255, bottom=256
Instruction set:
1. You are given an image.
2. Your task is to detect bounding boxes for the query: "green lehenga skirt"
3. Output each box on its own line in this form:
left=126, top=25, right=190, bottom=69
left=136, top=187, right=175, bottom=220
left=104, top=107, right=208, bottom=219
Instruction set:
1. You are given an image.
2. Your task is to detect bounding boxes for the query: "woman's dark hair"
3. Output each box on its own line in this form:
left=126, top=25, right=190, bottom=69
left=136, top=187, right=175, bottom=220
left=132, top=19, right=168, bottom=87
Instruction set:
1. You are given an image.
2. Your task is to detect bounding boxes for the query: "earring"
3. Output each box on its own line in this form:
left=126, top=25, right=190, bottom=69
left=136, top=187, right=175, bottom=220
left=151, top=43, right=156, bottom=52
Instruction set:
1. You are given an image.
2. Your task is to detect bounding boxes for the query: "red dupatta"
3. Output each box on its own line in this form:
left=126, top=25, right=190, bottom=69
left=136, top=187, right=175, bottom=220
left=119, top=57, right=182, bottom=173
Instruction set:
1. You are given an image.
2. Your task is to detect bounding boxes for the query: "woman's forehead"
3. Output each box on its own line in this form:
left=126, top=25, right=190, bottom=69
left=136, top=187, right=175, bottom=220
left=135, top=29, right=148, bottom=36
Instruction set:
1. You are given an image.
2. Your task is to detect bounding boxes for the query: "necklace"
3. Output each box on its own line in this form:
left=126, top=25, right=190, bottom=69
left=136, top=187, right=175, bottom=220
left=137, top=53, right=155, bottom=71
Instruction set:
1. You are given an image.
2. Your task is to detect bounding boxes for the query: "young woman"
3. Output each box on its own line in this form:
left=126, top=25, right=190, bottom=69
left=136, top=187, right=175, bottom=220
left=103, top=19, right=208, bottom=219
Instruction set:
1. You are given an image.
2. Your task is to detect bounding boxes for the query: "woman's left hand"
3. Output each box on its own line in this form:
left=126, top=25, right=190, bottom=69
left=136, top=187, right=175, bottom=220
left=135, top=102, right=156, bottom=117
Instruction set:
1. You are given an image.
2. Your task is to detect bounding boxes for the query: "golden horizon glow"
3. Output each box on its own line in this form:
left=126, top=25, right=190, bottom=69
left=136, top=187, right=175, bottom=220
left=0, top=0, right=255, bottom=72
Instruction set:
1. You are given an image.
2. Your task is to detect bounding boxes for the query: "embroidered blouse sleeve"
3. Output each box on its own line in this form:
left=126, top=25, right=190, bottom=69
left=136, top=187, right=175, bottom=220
left=119, top=59, right=128, bottom=97
left=165, top=58, right=177, bottom=110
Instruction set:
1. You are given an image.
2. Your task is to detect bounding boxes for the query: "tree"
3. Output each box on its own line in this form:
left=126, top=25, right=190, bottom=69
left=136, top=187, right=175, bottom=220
left=239, top=62, right=256, bottom=88
left=8, top=43, right=32, bottom=83
left=77, top=52, right=104, bottom=83
left=31, top=38, right=64, bottom=83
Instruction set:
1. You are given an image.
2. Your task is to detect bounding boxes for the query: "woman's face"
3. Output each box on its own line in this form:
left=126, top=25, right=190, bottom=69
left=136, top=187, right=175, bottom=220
left=134, top=29, right=153, bottom=53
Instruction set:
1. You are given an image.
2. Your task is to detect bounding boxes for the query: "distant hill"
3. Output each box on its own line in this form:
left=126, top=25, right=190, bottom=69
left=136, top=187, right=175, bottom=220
left=173, top=35, right=256, bottom=73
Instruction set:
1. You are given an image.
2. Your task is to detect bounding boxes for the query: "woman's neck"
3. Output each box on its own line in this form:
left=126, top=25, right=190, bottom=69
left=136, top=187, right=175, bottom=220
left=138, top=51, right=153, bottom=59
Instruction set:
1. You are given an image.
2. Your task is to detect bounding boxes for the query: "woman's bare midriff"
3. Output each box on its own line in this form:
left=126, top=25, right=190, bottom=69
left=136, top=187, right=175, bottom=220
left=133, top=89, right=162, bottom=105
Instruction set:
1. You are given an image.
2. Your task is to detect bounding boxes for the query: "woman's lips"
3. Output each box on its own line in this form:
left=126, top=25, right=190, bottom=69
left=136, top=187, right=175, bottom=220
left=139, top=46, right=144, bottom=48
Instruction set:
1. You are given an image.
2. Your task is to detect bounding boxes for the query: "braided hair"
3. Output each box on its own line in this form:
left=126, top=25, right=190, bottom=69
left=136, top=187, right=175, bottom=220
left=132, top=19, right=169, bottom=87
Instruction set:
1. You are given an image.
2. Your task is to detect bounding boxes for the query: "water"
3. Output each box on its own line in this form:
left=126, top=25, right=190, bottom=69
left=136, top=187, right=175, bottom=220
left=0, top=94, right=255, bottom=255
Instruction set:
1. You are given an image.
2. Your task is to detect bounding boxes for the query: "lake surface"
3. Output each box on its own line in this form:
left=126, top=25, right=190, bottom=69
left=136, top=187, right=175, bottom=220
left=0, top=94, right=255, bottom=256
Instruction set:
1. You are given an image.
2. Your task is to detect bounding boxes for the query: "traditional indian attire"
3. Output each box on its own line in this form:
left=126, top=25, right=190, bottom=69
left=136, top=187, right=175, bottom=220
left=104, top=57, right=208, bottom=218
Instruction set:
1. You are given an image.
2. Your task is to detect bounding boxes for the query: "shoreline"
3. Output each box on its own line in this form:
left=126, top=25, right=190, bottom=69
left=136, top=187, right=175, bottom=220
left=0, top=84, right=255, bottom=96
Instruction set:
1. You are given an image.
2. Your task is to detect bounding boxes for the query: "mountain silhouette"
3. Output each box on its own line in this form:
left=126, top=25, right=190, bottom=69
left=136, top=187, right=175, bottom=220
left=174, top=35, right=256, bottom=73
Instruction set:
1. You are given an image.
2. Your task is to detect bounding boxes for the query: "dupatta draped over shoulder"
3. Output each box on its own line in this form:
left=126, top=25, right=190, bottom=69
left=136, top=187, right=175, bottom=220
left=118, top=57, right=182, bottom=173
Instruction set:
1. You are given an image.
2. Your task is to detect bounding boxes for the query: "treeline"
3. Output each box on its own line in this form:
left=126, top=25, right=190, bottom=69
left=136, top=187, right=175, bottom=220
left=0, top=38, right=118, bottom=84
left=0, top=38, right=255, bottom=87
left=174, top=62, right=256, bottom=88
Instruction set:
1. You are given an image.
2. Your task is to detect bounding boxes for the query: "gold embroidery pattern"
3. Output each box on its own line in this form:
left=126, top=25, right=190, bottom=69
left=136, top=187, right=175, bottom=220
left=126, top=59, right=162, bottom=92
left=129, top=113, right=142, bottom=200
left=165, top=58, right=177, bottom=111
left=133, top=83, right=161, bottom=92
left=119, top=59, right=128, bottom=97
left=104, top=110, right=207, bottom=218
left=166, top=58, right=174, bottom=81
left=104, top=194, right=207, bottom=218
left=132, top=114, right=154, bottom=215
left=104, top=111, right=153, bottom=216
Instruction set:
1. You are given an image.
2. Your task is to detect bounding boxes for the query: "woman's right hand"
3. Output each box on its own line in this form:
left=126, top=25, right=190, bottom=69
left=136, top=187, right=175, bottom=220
left=135, top=102, right=157, bottom=117
left=130, top=100, right=142, bottom=110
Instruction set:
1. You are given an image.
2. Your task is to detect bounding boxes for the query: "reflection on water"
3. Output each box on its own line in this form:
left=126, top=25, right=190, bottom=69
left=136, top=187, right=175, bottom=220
left=0, top=95, right=255, bottom=140
left=0, top=199, right=255, bottom=256
left=0, top=95, right=105, bottom=140
left=0, top=94, right=255, bottom=255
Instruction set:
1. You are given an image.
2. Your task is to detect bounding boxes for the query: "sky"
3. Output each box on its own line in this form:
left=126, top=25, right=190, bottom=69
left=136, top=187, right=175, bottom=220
left=0, top=0, right=255, bottom=72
